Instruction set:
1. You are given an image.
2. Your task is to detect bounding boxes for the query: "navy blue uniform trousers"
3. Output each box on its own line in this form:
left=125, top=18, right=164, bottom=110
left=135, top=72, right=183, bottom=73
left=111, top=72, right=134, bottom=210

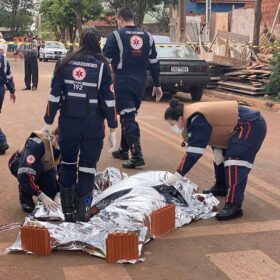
left=58, top=116, right=104, bottom=197
left=0, top=86, right=7, bottom=144
left=214, top=115, right=267, bottom=205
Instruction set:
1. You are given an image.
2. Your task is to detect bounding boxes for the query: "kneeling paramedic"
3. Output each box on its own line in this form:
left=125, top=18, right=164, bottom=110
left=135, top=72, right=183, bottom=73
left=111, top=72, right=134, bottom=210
left=8, top=129, right=60, bottom=213
left=164, top=99, right=266, bottom=221
left=42, top=28, right=118, bottom=222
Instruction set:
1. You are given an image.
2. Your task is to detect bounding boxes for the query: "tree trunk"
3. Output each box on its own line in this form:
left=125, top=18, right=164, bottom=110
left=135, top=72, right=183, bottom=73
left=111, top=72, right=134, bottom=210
left=122, top=0, right=132, bottom=8
left=73, top=25, right=78, bottom=42
left=135, top=0, right=147, bottom=27
left=179, top=0, right=186, bottom=42
left=68, top=25, right=74, bottom=43
left=60, top=27, right=66, bottom=42
left=252, top=0, right=262, bottom=52
left=76, top=15, right=83, bottom=38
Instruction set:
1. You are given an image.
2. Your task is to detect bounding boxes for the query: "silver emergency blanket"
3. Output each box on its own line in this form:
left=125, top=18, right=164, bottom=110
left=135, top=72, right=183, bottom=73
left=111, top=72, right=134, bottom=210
left=8, top=168, right=219, bottom=262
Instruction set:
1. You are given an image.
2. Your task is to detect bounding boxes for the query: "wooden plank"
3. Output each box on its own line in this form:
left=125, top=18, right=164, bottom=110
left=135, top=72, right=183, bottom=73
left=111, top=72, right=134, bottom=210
left=218, top=81, right=264, bottom=91
left=218, top=86, right=266, bottom=96
left=210, top=54, right=244, bottom=67
left=217, top=31, right=249, bottom=44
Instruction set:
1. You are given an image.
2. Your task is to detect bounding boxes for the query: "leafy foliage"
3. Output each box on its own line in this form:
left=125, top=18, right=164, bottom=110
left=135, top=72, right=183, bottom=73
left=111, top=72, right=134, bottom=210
left=104, top=0, right=177, bottom=27
left=0, top=0, right=34, bottom=37
left=40, top=0, right=103, bottom=41
left=267, top=48, right=280, bottom=98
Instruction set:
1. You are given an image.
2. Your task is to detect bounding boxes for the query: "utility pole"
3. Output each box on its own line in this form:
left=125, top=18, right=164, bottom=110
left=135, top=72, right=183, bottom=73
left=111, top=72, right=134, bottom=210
left=179, top=0, right=186, bottom=42
left=205, top=0, right=212, bottom=42
left=252, top=0, right=263, bottom=52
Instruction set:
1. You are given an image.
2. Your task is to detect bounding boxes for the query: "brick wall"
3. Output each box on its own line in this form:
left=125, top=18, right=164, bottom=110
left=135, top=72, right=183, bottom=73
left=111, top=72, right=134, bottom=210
left=262, top=0, right=279, bottom=26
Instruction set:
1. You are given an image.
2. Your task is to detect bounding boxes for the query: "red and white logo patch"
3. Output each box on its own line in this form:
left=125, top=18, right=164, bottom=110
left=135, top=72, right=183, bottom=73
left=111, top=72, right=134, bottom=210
left=26, top=155, right=35, bottom=164
left=72, top=67, right=86, bottom=81
left=130, top=35, right=143, bottom=50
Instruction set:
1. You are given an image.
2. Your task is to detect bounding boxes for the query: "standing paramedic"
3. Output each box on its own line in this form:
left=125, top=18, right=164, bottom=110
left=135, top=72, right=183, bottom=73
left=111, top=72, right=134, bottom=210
left=164, top=99, right=266, bottom=221
left=103, top=7, right=163, bottom=169
left=0, top=45, right=16, bottom=154
left=41, top=28, right=118, bottom=222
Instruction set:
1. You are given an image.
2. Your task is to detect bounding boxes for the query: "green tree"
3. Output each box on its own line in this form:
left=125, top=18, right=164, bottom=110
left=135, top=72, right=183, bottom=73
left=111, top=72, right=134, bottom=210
left=40, top=0, right=77, bottom=42
left=104, top=0, right=177, bottom=27
left=70, top=0, right=103, bottom=36
left=0, top=0, right=34, bottom=37
left=267, top=49, right=280, bottom=99
left=40, top=0, right=103, bottom=42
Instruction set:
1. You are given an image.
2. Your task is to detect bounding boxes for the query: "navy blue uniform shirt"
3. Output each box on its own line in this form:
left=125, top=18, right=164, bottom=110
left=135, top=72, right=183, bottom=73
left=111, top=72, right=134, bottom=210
left=0, top=54, right=15, bottom=93
left=177, top=106, right=261, bottom=176
left=44, top=56, right=118, bottom=133
left=103, top=26, right=160, bottom=87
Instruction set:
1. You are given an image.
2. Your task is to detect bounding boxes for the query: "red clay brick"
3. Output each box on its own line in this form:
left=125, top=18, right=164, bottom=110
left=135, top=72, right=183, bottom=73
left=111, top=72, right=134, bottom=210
left=150, top=204, right=176, bottom=238
left=20, top=226, right=51, bottom=256
left=106, top=233, right=138, bottom=263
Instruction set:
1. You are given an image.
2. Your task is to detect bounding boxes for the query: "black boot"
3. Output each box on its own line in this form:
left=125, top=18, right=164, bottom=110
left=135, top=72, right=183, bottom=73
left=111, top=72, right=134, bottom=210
left=216, top=203, right=243, bottom=221
left=112, top=149, right=129, bottom=160
left=122, top=134, right=145, bottom=169
left=18, top=186, right=35, bottom=213
left=112, top=130, right=129, bottom=160
left=203, top=184, right=228, bottom=196
left=75, top=191, right=93, bottom=222
left=60, top=185, right=76, bottom=222
left=0, top=143, right=9, bottom=155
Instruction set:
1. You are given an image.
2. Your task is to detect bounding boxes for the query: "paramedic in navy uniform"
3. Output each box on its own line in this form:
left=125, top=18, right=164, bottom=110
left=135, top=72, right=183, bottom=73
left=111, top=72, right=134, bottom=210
left=103, top=7, right=163, bottom=169
left=41, top=28, right=118, bottom=222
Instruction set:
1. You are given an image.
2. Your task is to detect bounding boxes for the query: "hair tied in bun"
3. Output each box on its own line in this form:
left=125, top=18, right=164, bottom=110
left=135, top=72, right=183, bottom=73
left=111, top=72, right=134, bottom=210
left=169, top=98, right=180, bottom=108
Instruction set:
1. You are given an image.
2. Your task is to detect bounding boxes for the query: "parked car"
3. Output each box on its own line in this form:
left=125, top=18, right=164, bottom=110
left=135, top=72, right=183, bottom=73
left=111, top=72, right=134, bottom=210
left=145, top=43, right=210, bottom=101
left=152, top=35, right=172, bottom=44
left=39, top=41, right=68, bottom=62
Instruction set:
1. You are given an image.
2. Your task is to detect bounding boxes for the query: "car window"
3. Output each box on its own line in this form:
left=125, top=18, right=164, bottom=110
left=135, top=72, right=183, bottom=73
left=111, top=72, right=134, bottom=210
left=156, top=46, right=197, bottom=59
left=45, top=43, right=66, bottom=49
left=153, top=36, right=171, bottom=44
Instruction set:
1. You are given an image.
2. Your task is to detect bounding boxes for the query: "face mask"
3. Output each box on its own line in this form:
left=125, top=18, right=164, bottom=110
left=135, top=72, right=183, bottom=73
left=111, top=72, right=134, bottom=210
left=171, top=124, right=184, bottom=135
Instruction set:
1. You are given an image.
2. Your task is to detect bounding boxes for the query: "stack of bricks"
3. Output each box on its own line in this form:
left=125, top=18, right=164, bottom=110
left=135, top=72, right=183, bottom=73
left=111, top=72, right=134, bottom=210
left=106, top=233, right=139, bottom=263
left=20, top=226, right=51, bottom=256
left=150, top=204, right=176, bottom=238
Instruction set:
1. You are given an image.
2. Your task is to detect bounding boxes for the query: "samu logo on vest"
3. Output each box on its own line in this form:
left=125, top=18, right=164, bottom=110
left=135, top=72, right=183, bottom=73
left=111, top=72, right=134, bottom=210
left=130, top=35, right=143, bottom=50
left=72, top=67, right=86, bottom=81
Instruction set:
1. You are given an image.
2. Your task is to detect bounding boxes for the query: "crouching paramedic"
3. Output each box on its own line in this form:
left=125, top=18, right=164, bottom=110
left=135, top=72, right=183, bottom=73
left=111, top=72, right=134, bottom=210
left=41, top=28, right=118, bottom=222
left=8, top=129, right=60, bottom=213
left=164, top=99, right=266, bottom=221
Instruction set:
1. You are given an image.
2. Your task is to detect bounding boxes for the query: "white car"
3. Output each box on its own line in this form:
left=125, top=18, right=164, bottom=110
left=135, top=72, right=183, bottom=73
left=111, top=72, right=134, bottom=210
left=39, top=41, right=68, bottom=62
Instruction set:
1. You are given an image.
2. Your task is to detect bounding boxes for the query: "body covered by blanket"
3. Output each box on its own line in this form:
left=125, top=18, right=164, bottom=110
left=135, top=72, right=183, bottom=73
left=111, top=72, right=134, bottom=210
left=8, top=169, right=219, bottom=262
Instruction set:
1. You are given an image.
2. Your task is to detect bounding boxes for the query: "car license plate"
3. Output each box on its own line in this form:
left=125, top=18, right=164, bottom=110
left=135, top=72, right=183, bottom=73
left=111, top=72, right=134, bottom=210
left=171, top=66, right=189, bottom=72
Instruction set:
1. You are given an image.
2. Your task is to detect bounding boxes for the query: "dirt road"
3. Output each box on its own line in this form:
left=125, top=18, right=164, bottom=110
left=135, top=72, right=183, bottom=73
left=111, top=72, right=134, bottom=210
left=0, top=61, right=279, bottom=280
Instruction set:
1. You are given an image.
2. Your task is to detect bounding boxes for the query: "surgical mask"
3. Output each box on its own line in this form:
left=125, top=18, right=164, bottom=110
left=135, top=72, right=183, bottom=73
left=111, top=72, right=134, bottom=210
left=171, top=124, right=184, bottom=135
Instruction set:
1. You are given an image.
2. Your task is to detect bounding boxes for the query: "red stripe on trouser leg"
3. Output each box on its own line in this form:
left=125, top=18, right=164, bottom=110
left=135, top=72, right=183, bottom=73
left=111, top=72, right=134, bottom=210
left=28, top=174, right=40, bottom=195
left=178, top=153, right=188, bottom=172
left=226, top=164, right=232, bottom=203
left=231, top=165, right=238, bottom=203
left=245, top=122, right=251, bottom=140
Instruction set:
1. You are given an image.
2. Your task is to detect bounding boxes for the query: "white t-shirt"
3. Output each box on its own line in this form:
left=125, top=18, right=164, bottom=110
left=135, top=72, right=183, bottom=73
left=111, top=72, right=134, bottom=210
left=0, top=39, right=8, bottom=56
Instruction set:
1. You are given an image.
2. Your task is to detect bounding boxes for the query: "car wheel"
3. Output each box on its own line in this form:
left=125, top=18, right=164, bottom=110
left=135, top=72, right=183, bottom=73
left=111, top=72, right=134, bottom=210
left=190, top=86, right=203, bottom=101
left=39, top=56, right=42, bottom=62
